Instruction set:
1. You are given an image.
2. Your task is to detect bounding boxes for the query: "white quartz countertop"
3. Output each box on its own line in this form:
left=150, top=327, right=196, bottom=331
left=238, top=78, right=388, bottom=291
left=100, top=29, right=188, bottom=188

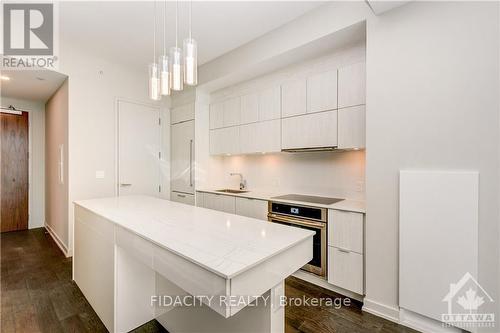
left=196, top=188, right=366, bottom=213
left=74, top=195, right=314, bottom=279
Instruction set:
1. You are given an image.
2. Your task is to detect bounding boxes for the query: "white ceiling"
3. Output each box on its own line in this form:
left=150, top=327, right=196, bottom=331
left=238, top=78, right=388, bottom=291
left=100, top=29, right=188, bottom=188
left=0, top=70, right=68, bottom=102
left=60, top=1, right=325, bottom=69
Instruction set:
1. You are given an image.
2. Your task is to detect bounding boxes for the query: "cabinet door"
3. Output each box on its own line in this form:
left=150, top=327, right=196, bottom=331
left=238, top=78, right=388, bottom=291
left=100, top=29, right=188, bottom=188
left=259, top=86, right=281, bottom=121
left=338, top=105, right=365, bottom=149
left=328, top=210, right=363, bottom=253
left=210, top=127, right=240, bottom=155
left=223, top=97, right=241, bottom=127
left=235, top=197, right=268, bottom=220
left=171, top=103, right=195, bottom=124
left=338, top=62, right=365, bottom=108
left=239, top=122, right=258, bottom=154
left=307, top=70, right=338, bottom=113
left=240, top=93, right=259, bottom=125
left=281, top=79, right=306, bottom=118
left=240, top=119, right=281, bottom=154
left=209, top=102, right=224, bottom=129
left=281, top=110, right=338, bottom=150
left=171, top=191, right=195, bottom=206
left=204, top=193, right=235, bottom=214
left=328, top=247, right=363, bottom=294
left=171, top=120, right=194, bottom=193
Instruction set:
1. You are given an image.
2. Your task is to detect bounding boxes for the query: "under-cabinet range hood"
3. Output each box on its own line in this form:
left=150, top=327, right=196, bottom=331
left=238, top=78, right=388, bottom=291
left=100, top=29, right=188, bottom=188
left=281, top=146, right=338, bottom=153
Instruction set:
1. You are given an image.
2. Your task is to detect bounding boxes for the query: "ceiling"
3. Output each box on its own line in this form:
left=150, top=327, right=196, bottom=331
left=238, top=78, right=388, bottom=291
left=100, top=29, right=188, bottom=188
left=60, top=1, right=325, bottom=69
left=0, top=70, right=68, bottom=102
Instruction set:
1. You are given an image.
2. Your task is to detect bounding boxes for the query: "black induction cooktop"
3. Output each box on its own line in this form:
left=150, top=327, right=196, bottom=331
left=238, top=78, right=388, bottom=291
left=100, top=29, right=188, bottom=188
left=270, top=194, right=344, bottom=205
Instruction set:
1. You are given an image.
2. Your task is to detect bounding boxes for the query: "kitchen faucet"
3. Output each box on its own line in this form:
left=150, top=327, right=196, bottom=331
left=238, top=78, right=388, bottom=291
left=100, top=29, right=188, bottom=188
left=230, top=173, right=247, bottom=190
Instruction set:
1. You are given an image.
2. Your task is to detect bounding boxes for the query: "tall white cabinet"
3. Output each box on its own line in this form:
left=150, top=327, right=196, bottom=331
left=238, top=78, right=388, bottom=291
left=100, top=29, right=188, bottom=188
left=171, top=103, right=195, bottom=205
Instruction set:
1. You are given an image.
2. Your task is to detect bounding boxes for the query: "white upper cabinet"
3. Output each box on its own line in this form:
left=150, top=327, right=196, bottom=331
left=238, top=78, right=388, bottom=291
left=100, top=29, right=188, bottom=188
left=171, top=103, right=195, bottom=125
left=338, top=105, right=365, bottom=149
left=223, top=97, right=241, bottom=127
left=258, top=86, right=281, bottom=121
left=307, top=70, right=338, bottom=113
left=240, top=93, right=259, bottom=125
left=281, top=79, right=307, bottom=118
left=240, top=119, right=280, bottom=154
left=282, top=110, right=338, bottom=150
left=338, top=62, right=366, bottom=108
left=209, top=97, right=241, bottom=129
left=209, top=102, right=224, bottom=129
left=209, top=127, right=240, bottom=155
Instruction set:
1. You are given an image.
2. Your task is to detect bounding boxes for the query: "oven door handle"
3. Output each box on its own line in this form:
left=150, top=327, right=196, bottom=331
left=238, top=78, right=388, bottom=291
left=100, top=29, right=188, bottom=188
left=268, top=214, right=326, bottom=229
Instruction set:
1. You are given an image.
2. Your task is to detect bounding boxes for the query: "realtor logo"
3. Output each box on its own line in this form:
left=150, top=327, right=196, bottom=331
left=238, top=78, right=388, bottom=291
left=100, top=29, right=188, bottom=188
left=442, top=272, right=495, bottom=329
left=3, top=3, right=53, bottom=55
left=2, top=3, right=58, bottom=69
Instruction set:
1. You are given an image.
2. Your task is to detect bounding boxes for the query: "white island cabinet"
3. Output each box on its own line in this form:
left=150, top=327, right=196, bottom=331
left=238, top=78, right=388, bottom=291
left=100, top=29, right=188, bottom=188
left=74, top=196, right=313, bottom=333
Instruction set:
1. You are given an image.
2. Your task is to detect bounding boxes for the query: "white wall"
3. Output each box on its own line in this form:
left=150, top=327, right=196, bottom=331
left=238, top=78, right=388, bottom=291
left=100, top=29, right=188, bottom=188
left=58, top=38, right=168, bottom=255
left=45, top=80, right=69, bottom=252
left=0, top=96, right=45, bottom=229
left=366, top=1, right=499, bottom=328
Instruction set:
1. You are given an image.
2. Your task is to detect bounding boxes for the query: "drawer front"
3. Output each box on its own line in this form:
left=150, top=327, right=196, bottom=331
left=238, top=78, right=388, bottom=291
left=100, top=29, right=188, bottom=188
left=171, top=192, right=195, bottom=206
left=234, top=197, right=268, bottom=220
left=328, top=210, right=364, bottom=253
left=204, top=193, right=236, bottom=214
left=327, top=247, right=363, bottom=294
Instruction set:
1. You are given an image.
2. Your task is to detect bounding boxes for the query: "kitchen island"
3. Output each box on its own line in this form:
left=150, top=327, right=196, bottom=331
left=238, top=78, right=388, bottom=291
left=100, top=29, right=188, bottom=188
left=73, top=195, right=314, bottom=333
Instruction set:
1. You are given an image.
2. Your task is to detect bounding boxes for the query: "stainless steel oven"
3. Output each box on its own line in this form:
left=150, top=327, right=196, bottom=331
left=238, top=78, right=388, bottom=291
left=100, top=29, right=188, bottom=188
left=268, top=201, right=327, bottom=278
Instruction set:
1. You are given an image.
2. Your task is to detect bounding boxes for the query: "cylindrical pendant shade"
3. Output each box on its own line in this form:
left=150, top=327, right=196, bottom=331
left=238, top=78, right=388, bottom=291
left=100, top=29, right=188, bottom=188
left=159, top=55, right=170, bottom=96
left=148, top=63, right=161, bottom=101
left=169, top=46, right=183, bottom=91
left=183, top=38, right=197, bottom=86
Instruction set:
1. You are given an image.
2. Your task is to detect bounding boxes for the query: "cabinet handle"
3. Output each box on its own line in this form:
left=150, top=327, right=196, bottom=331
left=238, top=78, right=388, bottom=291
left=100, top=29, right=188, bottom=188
left=338, top=248, right=350, bottom=253
left=177, top=194, right=186, bottom=198
left=120, top=183, right=132, bottom=187
left=189, top=139, right=193, bottom=187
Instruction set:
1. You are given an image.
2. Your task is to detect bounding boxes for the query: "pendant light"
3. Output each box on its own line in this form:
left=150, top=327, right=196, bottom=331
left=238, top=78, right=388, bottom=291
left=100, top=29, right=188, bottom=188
left=183, top=0, right=197, bottom=86
left=148, top=0, right=160, bottom=101
left=169, top=0, right=183, bottom=91
left=159, top=0, right=170, bottom=96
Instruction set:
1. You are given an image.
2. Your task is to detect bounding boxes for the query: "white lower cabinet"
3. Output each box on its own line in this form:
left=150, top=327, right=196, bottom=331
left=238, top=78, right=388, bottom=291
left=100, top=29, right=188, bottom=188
left=198, top=192, right=235, bottom=214
left=327, top=247, right=363, bottom=295
left=235, top=197, right=268, bottom=220
left=282, top=110, right=338, bottom=150
left=171, top=191, right=195, bottom=206
left=327, top=209, right=364, bottom=294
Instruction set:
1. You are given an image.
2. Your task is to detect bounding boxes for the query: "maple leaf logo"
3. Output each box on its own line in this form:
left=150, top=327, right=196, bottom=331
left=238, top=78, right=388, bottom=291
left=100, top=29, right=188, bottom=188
left=457, top=288, right=485, bottom=313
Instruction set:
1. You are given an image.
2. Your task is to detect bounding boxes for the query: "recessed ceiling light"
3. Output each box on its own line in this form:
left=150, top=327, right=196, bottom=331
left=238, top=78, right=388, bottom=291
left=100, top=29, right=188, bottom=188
left=1, top=76, right=10, bottom=81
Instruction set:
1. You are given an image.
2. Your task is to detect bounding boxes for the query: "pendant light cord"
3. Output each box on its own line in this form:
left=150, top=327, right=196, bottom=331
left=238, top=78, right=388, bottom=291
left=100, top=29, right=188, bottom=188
left=153, top=0, right=156, bottom=62
left=163, top=0, right=166, bottom=55
left=175, top=0, right=178, bottom=48
left=189, top=0, right=192, bottom=40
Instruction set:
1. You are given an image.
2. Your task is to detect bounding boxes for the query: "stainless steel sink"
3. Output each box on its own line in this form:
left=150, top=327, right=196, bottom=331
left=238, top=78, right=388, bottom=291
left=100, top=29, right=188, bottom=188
left=215, top=189, right=249, bottom=194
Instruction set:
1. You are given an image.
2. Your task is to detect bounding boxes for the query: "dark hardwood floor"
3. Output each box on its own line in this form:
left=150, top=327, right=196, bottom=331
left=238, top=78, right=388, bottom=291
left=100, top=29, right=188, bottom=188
left=1, top=228, right=419, bottom=333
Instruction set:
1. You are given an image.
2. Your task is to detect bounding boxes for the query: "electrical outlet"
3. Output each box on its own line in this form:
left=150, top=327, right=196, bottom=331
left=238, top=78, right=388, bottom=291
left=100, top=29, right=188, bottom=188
left=96, top=170, right=105, bottom=179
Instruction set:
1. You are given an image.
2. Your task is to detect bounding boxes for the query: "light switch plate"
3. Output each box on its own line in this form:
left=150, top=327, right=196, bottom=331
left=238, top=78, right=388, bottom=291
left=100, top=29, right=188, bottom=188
left=95, top=170, right=105, bottom=179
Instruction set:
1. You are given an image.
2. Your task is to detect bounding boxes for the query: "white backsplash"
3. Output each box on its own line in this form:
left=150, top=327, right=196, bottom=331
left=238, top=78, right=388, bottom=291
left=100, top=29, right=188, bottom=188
left=205, top=150, right=366, bottom=201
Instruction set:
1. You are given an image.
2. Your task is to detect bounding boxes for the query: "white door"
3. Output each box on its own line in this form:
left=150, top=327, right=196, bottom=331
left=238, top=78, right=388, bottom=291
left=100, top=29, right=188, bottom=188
left=118, top=100, right=161, bottom=196
left=171, top=120, right=194, bottom=194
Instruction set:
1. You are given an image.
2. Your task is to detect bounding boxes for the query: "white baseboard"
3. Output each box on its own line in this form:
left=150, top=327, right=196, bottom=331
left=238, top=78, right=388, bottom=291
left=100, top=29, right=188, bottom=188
left=362, top=298, right=400, bottom=323
left=399, top=308, right=463, bottom=333
left=45, top=223, right=70, bottom=257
